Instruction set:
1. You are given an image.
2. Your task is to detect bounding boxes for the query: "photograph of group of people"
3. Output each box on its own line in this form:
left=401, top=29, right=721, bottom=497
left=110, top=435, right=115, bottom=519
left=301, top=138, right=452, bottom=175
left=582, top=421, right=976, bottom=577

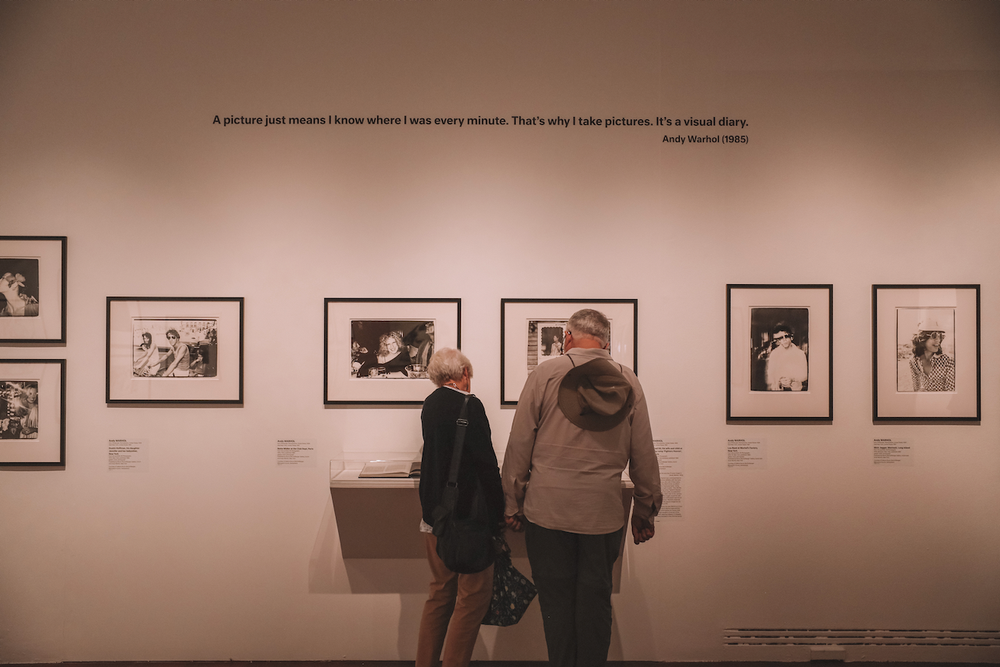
left=350, top=319, right=434, bottom=379
left=131, top=319, right=218, bottom=378
left=0, top=380, right=39, bottom=439
left=0, top=258, right=40, bottom=318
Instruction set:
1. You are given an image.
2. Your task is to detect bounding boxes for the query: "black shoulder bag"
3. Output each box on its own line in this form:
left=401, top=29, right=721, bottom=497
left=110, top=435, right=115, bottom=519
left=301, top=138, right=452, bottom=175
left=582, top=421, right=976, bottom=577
left=431, top=394, right=495, bottom=574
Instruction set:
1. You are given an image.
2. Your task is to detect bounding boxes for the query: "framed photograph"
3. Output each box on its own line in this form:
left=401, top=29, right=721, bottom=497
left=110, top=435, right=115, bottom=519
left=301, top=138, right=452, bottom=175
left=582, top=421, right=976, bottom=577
left=500, top=299, right=637, bottom=406
left=0, top=359, right=66, bottom=466
left=873, top=284, right=980, bottom=422
left=106, top=297, right=244, bottom=404
left=324, top=298, right=461, bottom=405
left=727, top=285, right=833, bottom=421
left=0, top=236, right=67, bottom=343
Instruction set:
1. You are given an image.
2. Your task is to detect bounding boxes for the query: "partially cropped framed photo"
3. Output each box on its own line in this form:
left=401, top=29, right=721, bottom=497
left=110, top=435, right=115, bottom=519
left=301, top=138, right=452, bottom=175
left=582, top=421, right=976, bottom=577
left=324, top=298, right=461, bottom=405
left=873, top=284, right=980, bottom=422
left=0, top=359, right=65, bottom=466
left=500, top=299, right=637, bottom=406
left=107, top=297, right=244, bottom=404
left=727, top=285, right=833, bottom=422
left=0, top=236, right=67, bottom=344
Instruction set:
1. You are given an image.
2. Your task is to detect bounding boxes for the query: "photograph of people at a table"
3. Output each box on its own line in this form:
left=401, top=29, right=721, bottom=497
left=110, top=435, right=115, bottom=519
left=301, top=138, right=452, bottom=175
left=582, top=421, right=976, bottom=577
left=351, top=319, right=435, bottom=379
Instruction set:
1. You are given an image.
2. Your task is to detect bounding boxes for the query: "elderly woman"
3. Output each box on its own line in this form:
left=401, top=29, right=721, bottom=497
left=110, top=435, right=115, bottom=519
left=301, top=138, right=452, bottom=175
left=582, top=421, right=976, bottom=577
left=909, top=319, right=955, bottom=391
left=416, top=348, right=503, bottom=667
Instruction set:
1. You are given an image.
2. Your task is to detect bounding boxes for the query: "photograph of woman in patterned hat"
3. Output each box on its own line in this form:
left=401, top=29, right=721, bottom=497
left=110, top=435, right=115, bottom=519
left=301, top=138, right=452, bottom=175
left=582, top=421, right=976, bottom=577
left=897, top=308, right=956, bottom=392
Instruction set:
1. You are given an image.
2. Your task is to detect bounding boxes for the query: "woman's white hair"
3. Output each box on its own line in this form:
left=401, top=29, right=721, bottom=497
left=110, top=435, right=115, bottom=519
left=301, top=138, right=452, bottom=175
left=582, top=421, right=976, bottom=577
left=567, top=309, right=610, bottom=347
left=427, top=348, right=473, bottom=387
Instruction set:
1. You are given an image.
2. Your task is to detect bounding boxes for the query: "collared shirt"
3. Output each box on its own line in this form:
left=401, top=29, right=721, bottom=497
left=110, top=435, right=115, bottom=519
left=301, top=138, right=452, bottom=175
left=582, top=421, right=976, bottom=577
left=502, top=348, right=661, bottom=535
left=765, top=343, right=808, bottom=390
left=909, top=354, right=955, bottom=392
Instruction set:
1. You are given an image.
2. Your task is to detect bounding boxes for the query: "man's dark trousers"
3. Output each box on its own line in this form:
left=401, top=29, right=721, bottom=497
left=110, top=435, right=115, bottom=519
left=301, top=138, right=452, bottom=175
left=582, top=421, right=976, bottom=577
left=525, top=520, right=625, bottom=667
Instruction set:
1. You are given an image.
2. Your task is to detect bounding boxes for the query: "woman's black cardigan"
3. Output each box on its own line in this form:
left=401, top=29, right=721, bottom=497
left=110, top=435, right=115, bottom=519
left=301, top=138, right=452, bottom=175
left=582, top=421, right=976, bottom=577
left=419, top=387, right=504, bottom=532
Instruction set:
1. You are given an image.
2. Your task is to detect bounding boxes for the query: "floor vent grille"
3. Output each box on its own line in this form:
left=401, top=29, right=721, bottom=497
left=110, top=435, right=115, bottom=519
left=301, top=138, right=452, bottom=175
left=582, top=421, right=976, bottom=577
left=724, top=628, right=1000, bottom=648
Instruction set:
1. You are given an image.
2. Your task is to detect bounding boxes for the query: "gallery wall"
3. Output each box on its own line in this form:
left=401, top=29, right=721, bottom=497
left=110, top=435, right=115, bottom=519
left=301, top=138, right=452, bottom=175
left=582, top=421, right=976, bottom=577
left=1, top=0, right=999, bottom=663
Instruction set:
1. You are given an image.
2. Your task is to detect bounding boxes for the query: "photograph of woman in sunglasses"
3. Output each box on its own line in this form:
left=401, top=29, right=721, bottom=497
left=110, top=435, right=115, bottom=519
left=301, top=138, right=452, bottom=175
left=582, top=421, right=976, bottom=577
left=898, top=310, right=955, bottom=392
left=749, top=308, right=809, bottom=392
left=131, top=319, right=218, bottom=378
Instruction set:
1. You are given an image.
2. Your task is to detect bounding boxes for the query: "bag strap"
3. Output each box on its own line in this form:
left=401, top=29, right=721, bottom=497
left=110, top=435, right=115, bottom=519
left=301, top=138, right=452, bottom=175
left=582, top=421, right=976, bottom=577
left=441, top=394, right=471, bottom=512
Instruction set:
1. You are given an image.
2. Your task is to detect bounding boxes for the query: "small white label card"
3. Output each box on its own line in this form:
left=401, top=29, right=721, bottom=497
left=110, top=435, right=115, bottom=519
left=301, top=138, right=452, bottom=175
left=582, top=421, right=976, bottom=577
left=277, top=439, right=317, bottom=468
left=108, top=439, right=148, bottom=472
left=873, top=438, right=913, bottom=467
left=727, top=438, right=767, bottom=469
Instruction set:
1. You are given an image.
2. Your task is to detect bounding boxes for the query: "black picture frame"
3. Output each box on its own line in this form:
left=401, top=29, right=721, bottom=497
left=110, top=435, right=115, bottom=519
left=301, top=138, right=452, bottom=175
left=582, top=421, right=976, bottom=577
left=0, top=359, right=66, bottom=466
left=0, top=236, right=67, bottom=344
left=106, top=297, right=244, bottom=405
left=324, top=298, right=461, bottom=405
left=872, top=284, right=980, bottom=423
left=500, top=298, right=638, bottom=406
left=727, top=284, right=833, bottom=422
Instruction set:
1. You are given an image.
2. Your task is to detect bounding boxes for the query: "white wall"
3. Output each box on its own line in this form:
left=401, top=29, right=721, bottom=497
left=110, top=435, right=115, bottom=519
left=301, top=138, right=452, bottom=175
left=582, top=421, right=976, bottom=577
left=1, top=0, right=999, bottom=663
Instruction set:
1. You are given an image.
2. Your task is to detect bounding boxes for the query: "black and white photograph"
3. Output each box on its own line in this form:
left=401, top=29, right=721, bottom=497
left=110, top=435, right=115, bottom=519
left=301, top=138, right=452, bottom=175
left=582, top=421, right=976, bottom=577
left=1, top=380, right=39, bottom=439
left=325, top=298, right=460, bottom=404
left=132, top=319, right=218, bottom=378
left=873, top=285, right=979, bottom=422
left=501, top=299, right=637, bottom=405
left=527, top=320, right=567, bottom=371
left=107, top=297, right=243, bottom=404
left=749, top=307, right=810, bottom=392
left=0, top=236, right=67, bottom=344
left=0, top=259, right=40, bottom=318
left=0, top=359, right=64, bottom=466
left=350, top=319, right=434, bottom=379
left=895, top=307, right=955, bottom=393
left=727, top=285, right=832, bottom=422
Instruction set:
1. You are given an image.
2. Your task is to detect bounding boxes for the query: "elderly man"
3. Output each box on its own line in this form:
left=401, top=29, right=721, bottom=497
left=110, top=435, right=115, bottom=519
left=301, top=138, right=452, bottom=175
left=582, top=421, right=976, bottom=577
left=502, top=309, right=661, bottom=667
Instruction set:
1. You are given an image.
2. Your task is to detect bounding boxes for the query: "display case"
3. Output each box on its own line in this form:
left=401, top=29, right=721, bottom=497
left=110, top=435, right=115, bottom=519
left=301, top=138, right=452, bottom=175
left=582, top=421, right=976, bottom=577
left=329, top=457, right=635, bottom=592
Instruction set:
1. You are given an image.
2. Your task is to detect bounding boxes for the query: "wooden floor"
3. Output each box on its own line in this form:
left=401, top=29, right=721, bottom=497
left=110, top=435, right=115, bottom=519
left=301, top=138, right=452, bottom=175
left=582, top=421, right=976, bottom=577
left=4, top=662, right=993, bottom=667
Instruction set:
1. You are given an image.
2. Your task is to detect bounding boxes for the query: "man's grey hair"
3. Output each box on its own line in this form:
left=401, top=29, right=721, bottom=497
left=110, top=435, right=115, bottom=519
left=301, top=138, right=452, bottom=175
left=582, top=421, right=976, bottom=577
left=567, top=309, right=610, bottom=347
left=427, top=348, right=474, bottom=387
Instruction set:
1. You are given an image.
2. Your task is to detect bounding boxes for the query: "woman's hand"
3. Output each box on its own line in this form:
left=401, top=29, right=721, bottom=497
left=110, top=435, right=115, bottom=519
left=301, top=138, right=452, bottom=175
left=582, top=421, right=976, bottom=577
left=504, top=514, right=525, bottom=532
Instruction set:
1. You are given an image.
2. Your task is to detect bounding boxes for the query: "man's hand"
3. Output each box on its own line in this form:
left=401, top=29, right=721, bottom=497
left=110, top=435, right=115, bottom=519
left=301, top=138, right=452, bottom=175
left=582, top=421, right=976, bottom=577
left=505, top=514, right=525, bottom=532
left=631, top=514, right=655, bottom=544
